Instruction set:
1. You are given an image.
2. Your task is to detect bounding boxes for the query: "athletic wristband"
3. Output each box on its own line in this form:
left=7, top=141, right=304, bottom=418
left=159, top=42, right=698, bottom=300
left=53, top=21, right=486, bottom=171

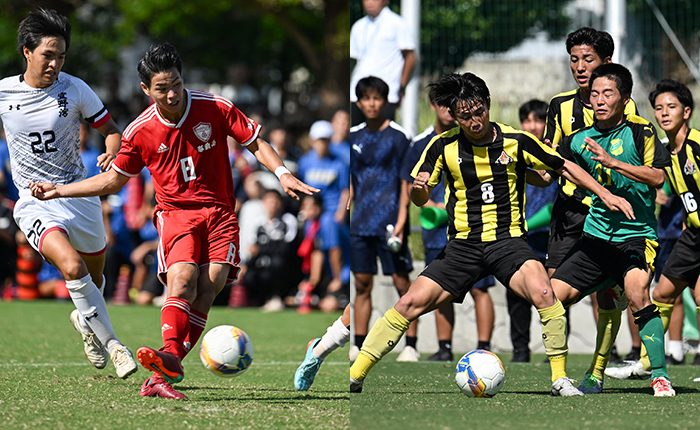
left=274, top=166, right=291, bottom=179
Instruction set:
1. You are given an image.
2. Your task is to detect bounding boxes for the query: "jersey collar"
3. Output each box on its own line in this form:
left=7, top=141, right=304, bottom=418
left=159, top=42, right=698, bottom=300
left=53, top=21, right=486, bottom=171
left=155, top=89, right=192, bottom=129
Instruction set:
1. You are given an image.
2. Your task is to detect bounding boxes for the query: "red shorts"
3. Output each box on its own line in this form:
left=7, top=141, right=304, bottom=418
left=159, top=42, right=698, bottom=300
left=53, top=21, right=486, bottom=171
left=154, top=205, right=240, bottom=284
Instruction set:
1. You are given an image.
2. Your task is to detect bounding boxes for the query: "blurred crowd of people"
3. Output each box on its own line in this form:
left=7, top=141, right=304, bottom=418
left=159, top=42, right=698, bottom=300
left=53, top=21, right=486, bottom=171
left=0, top=101, right=351, bottom=314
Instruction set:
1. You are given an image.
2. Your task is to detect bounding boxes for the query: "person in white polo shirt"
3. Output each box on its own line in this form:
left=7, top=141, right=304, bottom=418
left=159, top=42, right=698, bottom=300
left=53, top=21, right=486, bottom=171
left=350, top=0, right=416, bottom=125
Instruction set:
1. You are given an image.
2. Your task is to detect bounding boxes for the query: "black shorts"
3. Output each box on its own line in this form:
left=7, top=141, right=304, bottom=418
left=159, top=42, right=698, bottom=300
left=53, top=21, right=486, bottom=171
left=546, top=195, right=588, bottom=269
left=552, top=234, right=657, bottom=296
left=662, top=227, right=700, bottom=286
left=421, top=237, right=535, bottom=303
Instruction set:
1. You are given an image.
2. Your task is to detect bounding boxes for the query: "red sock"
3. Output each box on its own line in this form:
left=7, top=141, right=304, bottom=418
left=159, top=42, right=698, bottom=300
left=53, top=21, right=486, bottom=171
left=183, top=309, right=208, bottom=358
left=161, top=297, right=190, bottom=358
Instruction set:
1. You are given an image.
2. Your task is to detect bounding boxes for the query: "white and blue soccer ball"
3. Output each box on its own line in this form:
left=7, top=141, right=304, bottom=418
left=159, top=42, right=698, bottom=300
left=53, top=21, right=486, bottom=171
left=455, top=349, right=506, bottom=397
left=200, top=325, right=254, bottom=377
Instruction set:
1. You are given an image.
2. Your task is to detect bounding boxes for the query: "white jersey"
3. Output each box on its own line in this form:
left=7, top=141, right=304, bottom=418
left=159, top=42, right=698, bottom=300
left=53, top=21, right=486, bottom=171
left=0, top=72, right=111, bottom=189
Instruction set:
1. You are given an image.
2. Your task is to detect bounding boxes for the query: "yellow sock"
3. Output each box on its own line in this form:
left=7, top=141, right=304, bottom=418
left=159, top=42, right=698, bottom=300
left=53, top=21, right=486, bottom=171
left=349, top=307, right=410, bottom=381
left=639, top=301, right=674, bottom=371
left=537, top=300, right=568, bottom=382
left=588, top=308, right=621, bottom=380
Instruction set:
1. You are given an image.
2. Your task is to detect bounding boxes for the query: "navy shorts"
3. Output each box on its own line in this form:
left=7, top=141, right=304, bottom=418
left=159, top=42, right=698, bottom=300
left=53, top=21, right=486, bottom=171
left=350, top=234, right=413, bottom=275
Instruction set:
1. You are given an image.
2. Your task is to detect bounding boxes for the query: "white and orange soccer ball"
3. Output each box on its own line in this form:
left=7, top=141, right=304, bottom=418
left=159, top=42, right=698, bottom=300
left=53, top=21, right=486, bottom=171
left=200, top=325, right=254, bottom=377
left=454, top=349, right=506, bottom=397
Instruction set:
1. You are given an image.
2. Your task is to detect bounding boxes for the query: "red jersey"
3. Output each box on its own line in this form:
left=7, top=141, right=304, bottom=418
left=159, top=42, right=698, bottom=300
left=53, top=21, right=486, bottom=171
left=113, top=89, right=260, bottom=211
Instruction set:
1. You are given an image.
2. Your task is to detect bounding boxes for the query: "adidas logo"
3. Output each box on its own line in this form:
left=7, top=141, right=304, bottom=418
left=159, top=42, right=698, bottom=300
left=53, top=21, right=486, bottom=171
left=157, top=143, right=169, bottom=153
left=161, top=323, right=173, bottom=332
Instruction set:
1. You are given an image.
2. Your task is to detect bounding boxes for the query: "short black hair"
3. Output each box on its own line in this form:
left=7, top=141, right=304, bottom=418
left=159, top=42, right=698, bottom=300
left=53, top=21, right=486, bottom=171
left=589, top=63, right=633, bottom=100
left=566, top=27, right=614, bottom=60
left=17, top=9, right=71, bottom=55
left=648, top=79, right=694, bottom=113
left=428, top=72, right=490, bottom=114
left=518, top=99, right=548, bottom=123
left=355, top=76, right=389, bottom=101
left=137, top=42, right=183, bottom=87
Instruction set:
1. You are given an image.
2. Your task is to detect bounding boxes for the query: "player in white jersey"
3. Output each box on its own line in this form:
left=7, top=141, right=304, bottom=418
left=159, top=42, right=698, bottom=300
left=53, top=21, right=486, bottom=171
left=0, top=8, right=136, bottom=379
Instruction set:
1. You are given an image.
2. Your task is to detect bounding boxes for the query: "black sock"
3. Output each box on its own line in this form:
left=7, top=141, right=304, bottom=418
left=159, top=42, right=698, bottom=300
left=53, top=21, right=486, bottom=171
left=631, top=346, right=641, bottom=354
left=438, top=340, right=452, bottom=353
left=405, top=336, right=417, bottom=349
left=477, top=341, right=491, bottom=351
left=355, top=335, right=366, bottom=349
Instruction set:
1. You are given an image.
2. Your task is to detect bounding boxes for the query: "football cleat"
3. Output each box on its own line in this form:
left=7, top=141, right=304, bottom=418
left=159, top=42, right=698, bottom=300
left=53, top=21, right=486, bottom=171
left=69, top=309, right=107, bottom=369
left=350, top=377, right=364, bottom=393
left=604, top=360, right=651, bottom=380
left=396, top=346, right=420, bottom=362
left=578, top=372, right=603, bottom=394
left=551, top=377, right=584, bottom=397
left=427, top=349, right=454, bottom=362
left=651, top=376, right=676, bottom=397
left=110, top=344, right=138, bottom=379
left=136, top=346, right=184, bottom=384
left=294, top=338, right=323, bottom=391
left=140, top=374, right=187, bottom=400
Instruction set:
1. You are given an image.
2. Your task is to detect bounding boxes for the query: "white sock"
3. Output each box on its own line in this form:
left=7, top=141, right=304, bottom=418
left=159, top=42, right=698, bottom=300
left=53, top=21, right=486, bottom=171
left=66, top=274, right=119, bottom=352
left=77, top=275, right=106, bottom=332
left=667, top=340, right=684, bottom=361
left=313, top=317, right=350, bottom=360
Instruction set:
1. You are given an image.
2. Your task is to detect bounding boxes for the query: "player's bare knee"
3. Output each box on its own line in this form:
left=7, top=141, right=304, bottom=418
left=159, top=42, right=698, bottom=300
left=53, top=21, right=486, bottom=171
left=394, top=295, right=423, bottom=321
left=59, top=259, right=89, bottom=281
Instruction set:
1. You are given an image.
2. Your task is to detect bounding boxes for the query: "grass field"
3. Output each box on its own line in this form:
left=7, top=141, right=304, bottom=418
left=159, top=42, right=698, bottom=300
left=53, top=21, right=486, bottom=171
left=0, top=301, right=347, bottom=430
left=350, top=354, right=700, bottom=430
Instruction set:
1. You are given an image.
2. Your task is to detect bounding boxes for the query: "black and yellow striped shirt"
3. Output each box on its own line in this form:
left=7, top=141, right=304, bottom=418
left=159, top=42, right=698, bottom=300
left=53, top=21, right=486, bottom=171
left=412, top=123, right=565, bottom=242
left=544, top=88, right=638, bottom=205
left=665, top=128, right=700, bottom=229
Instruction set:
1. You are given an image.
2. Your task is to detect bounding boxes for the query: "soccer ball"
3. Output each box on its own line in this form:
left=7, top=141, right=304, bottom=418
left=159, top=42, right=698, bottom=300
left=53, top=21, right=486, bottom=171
left=199, top=325, right=254, bottom=377
left=454, top=349, right=506, bottom=397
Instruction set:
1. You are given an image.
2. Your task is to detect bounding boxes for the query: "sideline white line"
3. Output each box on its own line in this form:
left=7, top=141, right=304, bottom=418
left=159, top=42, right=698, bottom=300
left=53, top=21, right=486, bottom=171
left=0, top=361, right=349, bottom=368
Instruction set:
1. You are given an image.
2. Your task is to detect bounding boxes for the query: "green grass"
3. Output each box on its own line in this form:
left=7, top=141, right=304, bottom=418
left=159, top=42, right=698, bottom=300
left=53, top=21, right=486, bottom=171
left=350, top=354, right=700, bottom=430
left=0, top=301, right=347, bottom=430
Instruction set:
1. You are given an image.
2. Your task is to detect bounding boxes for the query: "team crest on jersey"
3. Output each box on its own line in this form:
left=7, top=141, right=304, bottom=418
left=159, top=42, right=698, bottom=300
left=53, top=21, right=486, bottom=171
left=684, top=158, right=698, bottom=175
left=495, top=150, right=513, bottom=166
left=193, top=122, right=212, bottom=142
left=610, top=138, right=624, bottom=156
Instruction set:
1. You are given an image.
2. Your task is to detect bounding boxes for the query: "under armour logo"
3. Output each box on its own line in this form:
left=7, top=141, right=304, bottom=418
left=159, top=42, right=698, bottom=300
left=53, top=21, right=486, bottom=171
left=85, top=312, right=99, bottom=321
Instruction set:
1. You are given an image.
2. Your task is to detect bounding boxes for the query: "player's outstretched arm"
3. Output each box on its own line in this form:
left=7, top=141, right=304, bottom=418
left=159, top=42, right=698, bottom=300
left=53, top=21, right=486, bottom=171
left=247, top=138, right=320, bottom=200
left=30, top=169, right=130, bottom=200
left=558, top=159, right=635, bottom=220
left=95, top=119, right=122, bottom=171
left=585, top=137, right=665, bottom=187
left=410, top=171, right=433, bottom=206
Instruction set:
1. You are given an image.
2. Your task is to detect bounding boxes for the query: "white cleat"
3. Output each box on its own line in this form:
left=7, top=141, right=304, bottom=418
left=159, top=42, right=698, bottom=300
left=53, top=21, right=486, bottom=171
left=551, top=377, right=584, bottom=397
left=110, top=344, right=138, bottom=379
left=604, top=360, right=651, bottom=380
left=69, top=309, right=107, bottom=369
left=651, top=376, right=676, bottom=397
left=396, top=346, right=420, bottom=362
left=349, top=345, right=360, bottom=363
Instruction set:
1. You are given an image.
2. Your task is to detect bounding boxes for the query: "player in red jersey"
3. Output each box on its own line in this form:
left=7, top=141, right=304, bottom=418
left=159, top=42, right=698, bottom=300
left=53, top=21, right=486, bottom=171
left=30, top=42, right=318, bottom=400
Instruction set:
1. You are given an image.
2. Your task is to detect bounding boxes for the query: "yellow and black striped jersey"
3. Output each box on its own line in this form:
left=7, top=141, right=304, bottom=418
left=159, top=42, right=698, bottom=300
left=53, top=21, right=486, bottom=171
left=412, top=123, right=565, bottom=242
left=544, top=88, right=638, bottom=205
left=665, top=128, right=700, bottom=229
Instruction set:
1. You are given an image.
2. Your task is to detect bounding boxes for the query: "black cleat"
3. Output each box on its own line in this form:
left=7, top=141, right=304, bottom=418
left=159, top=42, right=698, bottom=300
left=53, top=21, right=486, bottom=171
left=427, top=349, right=453, bottom=362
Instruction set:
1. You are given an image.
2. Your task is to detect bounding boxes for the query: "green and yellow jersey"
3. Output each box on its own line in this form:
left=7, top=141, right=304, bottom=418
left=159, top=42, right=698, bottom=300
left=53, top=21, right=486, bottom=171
left=664, top=128, right=700, bottom=229
left=545, top=88, right=639, bottom=205
left=412, top=123, right=565, bottom=242
left=559, top=114, right=671, bottom=242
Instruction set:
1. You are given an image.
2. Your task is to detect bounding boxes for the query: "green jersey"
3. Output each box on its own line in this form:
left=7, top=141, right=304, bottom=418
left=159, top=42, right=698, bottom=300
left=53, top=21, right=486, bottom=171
left=559, top=114, right=671, bottom=242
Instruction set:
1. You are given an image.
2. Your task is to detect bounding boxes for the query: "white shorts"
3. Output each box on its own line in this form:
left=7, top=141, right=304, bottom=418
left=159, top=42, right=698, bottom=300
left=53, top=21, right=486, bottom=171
left=14, top=190, right=107, bottom=255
